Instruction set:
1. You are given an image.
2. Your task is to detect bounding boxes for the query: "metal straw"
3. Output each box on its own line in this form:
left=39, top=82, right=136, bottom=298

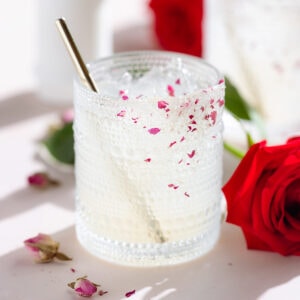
left=55, top=18, right=98, bottom=93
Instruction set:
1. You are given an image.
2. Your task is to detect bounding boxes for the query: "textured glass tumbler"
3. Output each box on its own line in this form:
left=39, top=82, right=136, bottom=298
left=74, top=51, right=225, bottom=266
left=222, top=0, right=300, bottom=128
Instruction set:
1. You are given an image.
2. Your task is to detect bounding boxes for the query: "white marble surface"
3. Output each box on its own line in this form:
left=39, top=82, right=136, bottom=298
left=1, top=1, right=300, bottom=299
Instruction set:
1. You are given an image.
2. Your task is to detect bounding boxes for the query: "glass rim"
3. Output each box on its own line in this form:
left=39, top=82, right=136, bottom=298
left=75, top=50, right=224, bottom=98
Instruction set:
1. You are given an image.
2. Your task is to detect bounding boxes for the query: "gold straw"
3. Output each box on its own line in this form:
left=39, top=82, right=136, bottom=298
left=55, top=18, right=98, bottom=93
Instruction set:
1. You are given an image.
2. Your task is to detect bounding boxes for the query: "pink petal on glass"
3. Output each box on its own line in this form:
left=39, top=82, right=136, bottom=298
left=158, top=100, right=169, bottom=109
left=187, top=150, right=196, bottom=158
left=117, top=110, right=126, bottom=117
left=148, top=128, right=160, bottom=135
left=144, top=158, right=151, bottom=162
left=210, top=110, right=217, bottom=125
left=195, top=99, right=199, bottom=105
left=217, top=99, right=225, bottom=107
left=189, top=115, right=194, bottom=119
left=167, top=85, right=175, bottom=96
left=180, top=136, right=185, bottom=142
left=125, top=290, right=136, bottom=297
left=218, top=79, right=224, bottom=84
left=74, top=279, right=97, bottom=297
left=122, top=95, right=129, bottom=101
left=169, top=141, right=177, bottom=148
left=175, top=78, right=181, bottom=85
left=119, top=90, right=125, bottom=95
left=168, top=184, right=179, bottom=189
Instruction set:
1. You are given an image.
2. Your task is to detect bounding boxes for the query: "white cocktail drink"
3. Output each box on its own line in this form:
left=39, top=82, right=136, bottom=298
left=74, top=51, right=225, bottom=266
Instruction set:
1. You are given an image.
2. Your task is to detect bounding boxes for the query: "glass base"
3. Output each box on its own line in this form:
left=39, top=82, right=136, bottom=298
left=76, top=219, right=221, bottom=267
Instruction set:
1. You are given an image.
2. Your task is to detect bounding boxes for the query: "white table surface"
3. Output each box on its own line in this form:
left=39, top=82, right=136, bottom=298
left=1, top=1, right=300, bottom=299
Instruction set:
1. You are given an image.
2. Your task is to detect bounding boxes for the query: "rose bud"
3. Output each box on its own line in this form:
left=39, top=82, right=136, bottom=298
left=223, top=137, right=300, bottom=256
left=68, top=276, right=100, bottom=297
left=61, top=108, right=74, bottom=124
left=27, top=172, right=59, bottom=189
left=24, top=233, right=72, bottom=263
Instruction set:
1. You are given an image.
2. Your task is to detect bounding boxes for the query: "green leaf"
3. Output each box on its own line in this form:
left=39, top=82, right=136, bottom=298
left=43, top=122, right=74, bottom=165
left=225, top=77, right=252, bottom=121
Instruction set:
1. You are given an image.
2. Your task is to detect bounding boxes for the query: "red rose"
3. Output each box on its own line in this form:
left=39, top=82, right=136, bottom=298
left=149, top=0, right=204, bottom=56
left=223, top=137, right=300, bottom=256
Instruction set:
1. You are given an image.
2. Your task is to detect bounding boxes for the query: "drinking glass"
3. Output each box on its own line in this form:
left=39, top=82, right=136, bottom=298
left=222, top=0, right=300, bottom=130
left=74, top=51, right=225, bottom=266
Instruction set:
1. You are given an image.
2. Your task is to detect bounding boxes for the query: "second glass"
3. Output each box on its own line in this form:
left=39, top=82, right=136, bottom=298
left=74, top=51, right=225, bottom=266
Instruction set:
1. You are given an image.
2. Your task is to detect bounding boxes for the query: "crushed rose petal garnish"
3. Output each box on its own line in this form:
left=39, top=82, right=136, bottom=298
left=169, top=141, right=177, bottom=148
left=175, top=78, right=181, bottom=85
left=187, top=150, right=196, bottom=158
left=217, top=99, right=225, bottom=107
left=157, top=100, right=169, bottom=109
left=144, top=158, right=151, bottom=162
left=122, top=95, right=129, bottom=101
left=117, top=110, right=126, bottom=117
left=167, top=85, right=175, bottom=96
left=184, top=192, right=190, bottom=197
left=125, top=290, right=136, bottom=298
left=148, top=128, right=161, bottom=135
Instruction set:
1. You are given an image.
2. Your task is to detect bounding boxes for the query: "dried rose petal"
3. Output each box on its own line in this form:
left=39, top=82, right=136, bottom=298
left=27, top=172, right=59, bottom=189
left=99, top=290, right=108, bottom=296
left=157, top=100, right=169, bottom=109
left=117, top=110, right=126, bottom=117
left=24, top=233, right=71, bottom=263
left=217, top=99, right=225, bottom=107
left=144, top=158, right=151, bottom=162
left=168, top=184, right=179, bottom=190
left=125, top=290, right=136, bottom=298
left=175, top=78, right=181, bottom=85
left=148, top=128, right=161, bottom=135
left=184, top=192, right=190, bottom=197
left=169, top=141, right=177, bottom=148
left=187, top=150, right=196, bottom=158
left=210, top=110, right=217, bottom=125
left=167, top=85, right=175, bottom=96
left=122, top=95, right=129, bottom=100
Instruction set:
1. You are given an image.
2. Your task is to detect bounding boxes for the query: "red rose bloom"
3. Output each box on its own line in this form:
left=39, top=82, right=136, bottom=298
left=149, top=0, right=204, bottom=56
left=223, top=137, right=300, bottom=256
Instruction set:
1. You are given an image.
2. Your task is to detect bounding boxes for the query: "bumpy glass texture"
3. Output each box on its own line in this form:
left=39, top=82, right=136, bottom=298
left=74, top=51, right=225, bottom=266
left=223, top=0, right=300, bottom=126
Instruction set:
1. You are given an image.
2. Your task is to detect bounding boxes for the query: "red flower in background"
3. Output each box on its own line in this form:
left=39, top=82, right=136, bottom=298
left=223, top=137, right=300, bottom=256
left=149, top=0, right=204, bottom=56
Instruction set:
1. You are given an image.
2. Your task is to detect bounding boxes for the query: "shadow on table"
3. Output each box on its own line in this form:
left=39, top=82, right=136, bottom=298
left=0, top=172, right=75, bottom=221
left=1, top=224, right=300, bottom=300
left=0, top=91, right=70, bottom=128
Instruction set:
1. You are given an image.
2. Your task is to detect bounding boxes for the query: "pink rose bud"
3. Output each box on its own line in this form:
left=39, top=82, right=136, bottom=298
left=24, top=233, right=72, bottom=263
left=61, top=108, right=74, bottom=123
left=27, top=172, right=59, bottom=189
left=68, top=276, right=100, bottom=297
